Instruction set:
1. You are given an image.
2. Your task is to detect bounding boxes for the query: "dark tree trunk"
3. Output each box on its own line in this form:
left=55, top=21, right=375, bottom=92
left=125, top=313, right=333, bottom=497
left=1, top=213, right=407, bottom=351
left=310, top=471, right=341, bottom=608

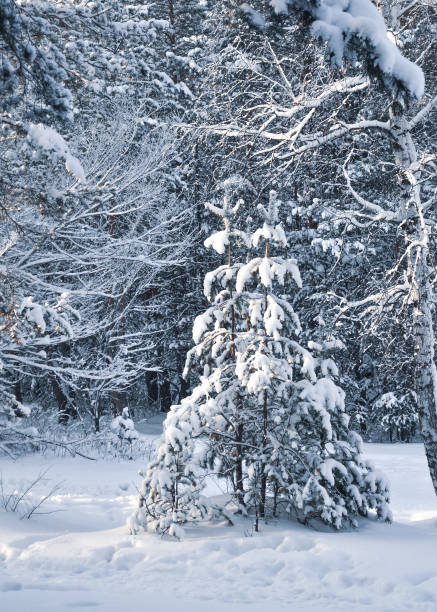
left=48, top=373, right=69, bottom=424
left=13, top=379, right=23, bottom=404
left=160, top=378, right=172, bottom=413
left=259, top=389, right=268, bottom=520
left=147, top=372, right=159, bottom=405
left=235, top=422, right=244, bottom=508
left=111, top=390, right=127, bottom=416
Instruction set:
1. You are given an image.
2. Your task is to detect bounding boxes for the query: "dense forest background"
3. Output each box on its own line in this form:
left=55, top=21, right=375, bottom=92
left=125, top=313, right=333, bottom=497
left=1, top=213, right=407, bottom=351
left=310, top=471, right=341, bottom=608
left=1, top=0, right=436, bottom=457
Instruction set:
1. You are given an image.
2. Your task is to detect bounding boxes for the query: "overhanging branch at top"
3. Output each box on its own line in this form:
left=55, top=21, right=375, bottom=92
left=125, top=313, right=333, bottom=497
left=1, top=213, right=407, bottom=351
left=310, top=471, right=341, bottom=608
left=268, top=0, right=425, bottom=99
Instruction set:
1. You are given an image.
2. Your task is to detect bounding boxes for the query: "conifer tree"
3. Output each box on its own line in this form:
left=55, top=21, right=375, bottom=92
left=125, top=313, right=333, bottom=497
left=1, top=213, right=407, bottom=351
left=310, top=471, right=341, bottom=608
left=131, top=182, right=391, bottom=537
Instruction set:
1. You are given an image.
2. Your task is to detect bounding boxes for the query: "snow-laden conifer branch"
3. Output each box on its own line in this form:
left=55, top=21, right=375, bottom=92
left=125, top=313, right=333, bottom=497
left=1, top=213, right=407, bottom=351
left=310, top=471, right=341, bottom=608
left=270, top=0, right=425, bottom=98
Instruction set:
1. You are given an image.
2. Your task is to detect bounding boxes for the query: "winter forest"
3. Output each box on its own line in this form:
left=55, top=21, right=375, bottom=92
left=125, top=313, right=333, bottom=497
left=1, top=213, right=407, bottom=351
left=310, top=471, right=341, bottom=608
left=1, top=0, right=436, bottom=610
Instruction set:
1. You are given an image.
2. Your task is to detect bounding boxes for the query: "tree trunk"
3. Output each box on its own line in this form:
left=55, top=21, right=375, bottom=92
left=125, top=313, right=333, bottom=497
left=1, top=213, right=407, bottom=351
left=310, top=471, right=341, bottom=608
left=13, top=379, right=23, bottom=404
left=159, top=377, right=172, bottom=413
left=259, top=238, right=270, bottom=518
left=111, top=390, right=127, bottom=416
left=413, top=250, right=437, bottom=492
left=390, top=103, right=437, bottom=494
left=48, top=372, right=69, bottom=424
left=259, top=389, right=268, bottom=519
left=235, top=421, right=244, bottom=508
left=147, top=372, right=159, bottom=406
left=93, top=398, right=101, bottom=433
left=228, top=240, right=246, bottom=508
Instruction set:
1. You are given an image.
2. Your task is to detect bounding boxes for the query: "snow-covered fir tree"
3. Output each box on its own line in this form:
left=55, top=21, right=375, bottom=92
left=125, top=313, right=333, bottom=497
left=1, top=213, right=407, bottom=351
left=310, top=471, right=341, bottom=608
left=130, top=183, right=391, bottom=537
left=111, top=407, right=138, bottom=442
left=372, top=392, right=418, bottom=443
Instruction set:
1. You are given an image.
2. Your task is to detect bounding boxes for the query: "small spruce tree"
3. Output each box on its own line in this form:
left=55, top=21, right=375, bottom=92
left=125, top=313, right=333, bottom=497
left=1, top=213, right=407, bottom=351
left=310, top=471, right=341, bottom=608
left=130, top=183, right=391, bottom=538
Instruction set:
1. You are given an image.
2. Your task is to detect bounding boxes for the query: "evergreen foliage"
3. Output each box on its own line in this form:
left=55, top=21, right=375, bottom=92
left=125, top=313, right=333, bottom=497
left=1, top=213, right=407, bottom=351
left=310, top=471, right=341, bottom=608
left=131, top=183, right=391, bottom=537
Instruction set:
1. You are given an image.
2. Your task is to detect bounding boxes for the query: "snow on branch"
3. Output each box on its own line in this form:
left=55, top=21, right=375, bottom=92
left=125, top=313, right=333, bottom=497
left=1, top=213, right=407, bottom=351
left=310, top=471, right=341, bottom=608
left=408, top=95, right=437, bottom=130
left=28, top=124, right=86, bottom=183
left=271, top=0, right=425, bottom=98
left=240, top=3, right=267, bottom=28
left=342, top=150, right=398, bottom=223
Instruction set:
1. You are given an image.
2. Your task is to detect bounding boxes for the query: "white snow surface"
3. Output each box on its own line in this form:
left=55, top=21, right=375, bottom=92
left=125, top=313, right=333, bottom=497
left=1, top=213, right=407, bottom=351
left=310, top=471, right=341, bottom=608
left=1, top=422, right=436, bottom=611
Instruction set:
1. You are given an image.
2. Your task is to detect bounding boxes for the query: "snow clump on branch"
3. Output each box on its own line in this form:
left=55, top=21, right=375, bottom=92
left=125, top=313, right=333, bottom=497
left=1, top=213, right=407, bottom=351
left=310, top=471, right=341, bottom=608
left=269, top=0, right=424, bottom=98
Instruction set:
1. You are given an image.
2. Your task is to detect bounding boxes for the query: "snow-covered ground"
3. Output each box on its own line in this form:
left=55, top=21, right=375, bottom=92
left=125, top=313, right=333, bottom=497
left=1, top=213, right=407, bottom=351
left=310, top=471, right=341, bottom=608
left=1, top=419, right=436, bottom=612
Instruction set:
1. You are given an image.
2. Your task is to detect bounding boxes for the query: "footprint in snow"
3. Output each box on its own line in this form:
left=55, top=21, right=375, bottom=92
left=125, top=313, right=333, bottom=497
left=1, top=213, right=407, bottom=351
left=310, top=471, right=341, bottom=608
left=111, top=549, right=145, bottom=571
left=88, top=545, right=116, bottom=564
left=275, top=535, right=315, bottom=553
left=8, top=534, right=53, bottom=551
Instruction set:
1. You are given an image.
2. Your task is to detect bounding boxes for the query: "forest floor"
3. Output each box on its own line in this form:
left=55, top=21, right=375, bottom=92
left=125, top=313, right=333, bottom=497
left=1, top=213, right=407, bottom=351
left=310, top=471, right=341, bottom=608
left=1, top=416, right=436, bottom=612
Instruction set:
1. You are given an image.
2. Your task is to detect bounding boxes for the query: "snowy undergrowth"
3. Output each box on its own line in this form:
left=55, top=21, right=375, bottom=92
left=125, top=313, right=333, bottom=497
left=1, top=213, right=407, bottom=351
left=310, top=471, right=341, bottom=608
left=0, top=440, right=436, bottom=612
left=24, top=409, right=159, bottom=462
